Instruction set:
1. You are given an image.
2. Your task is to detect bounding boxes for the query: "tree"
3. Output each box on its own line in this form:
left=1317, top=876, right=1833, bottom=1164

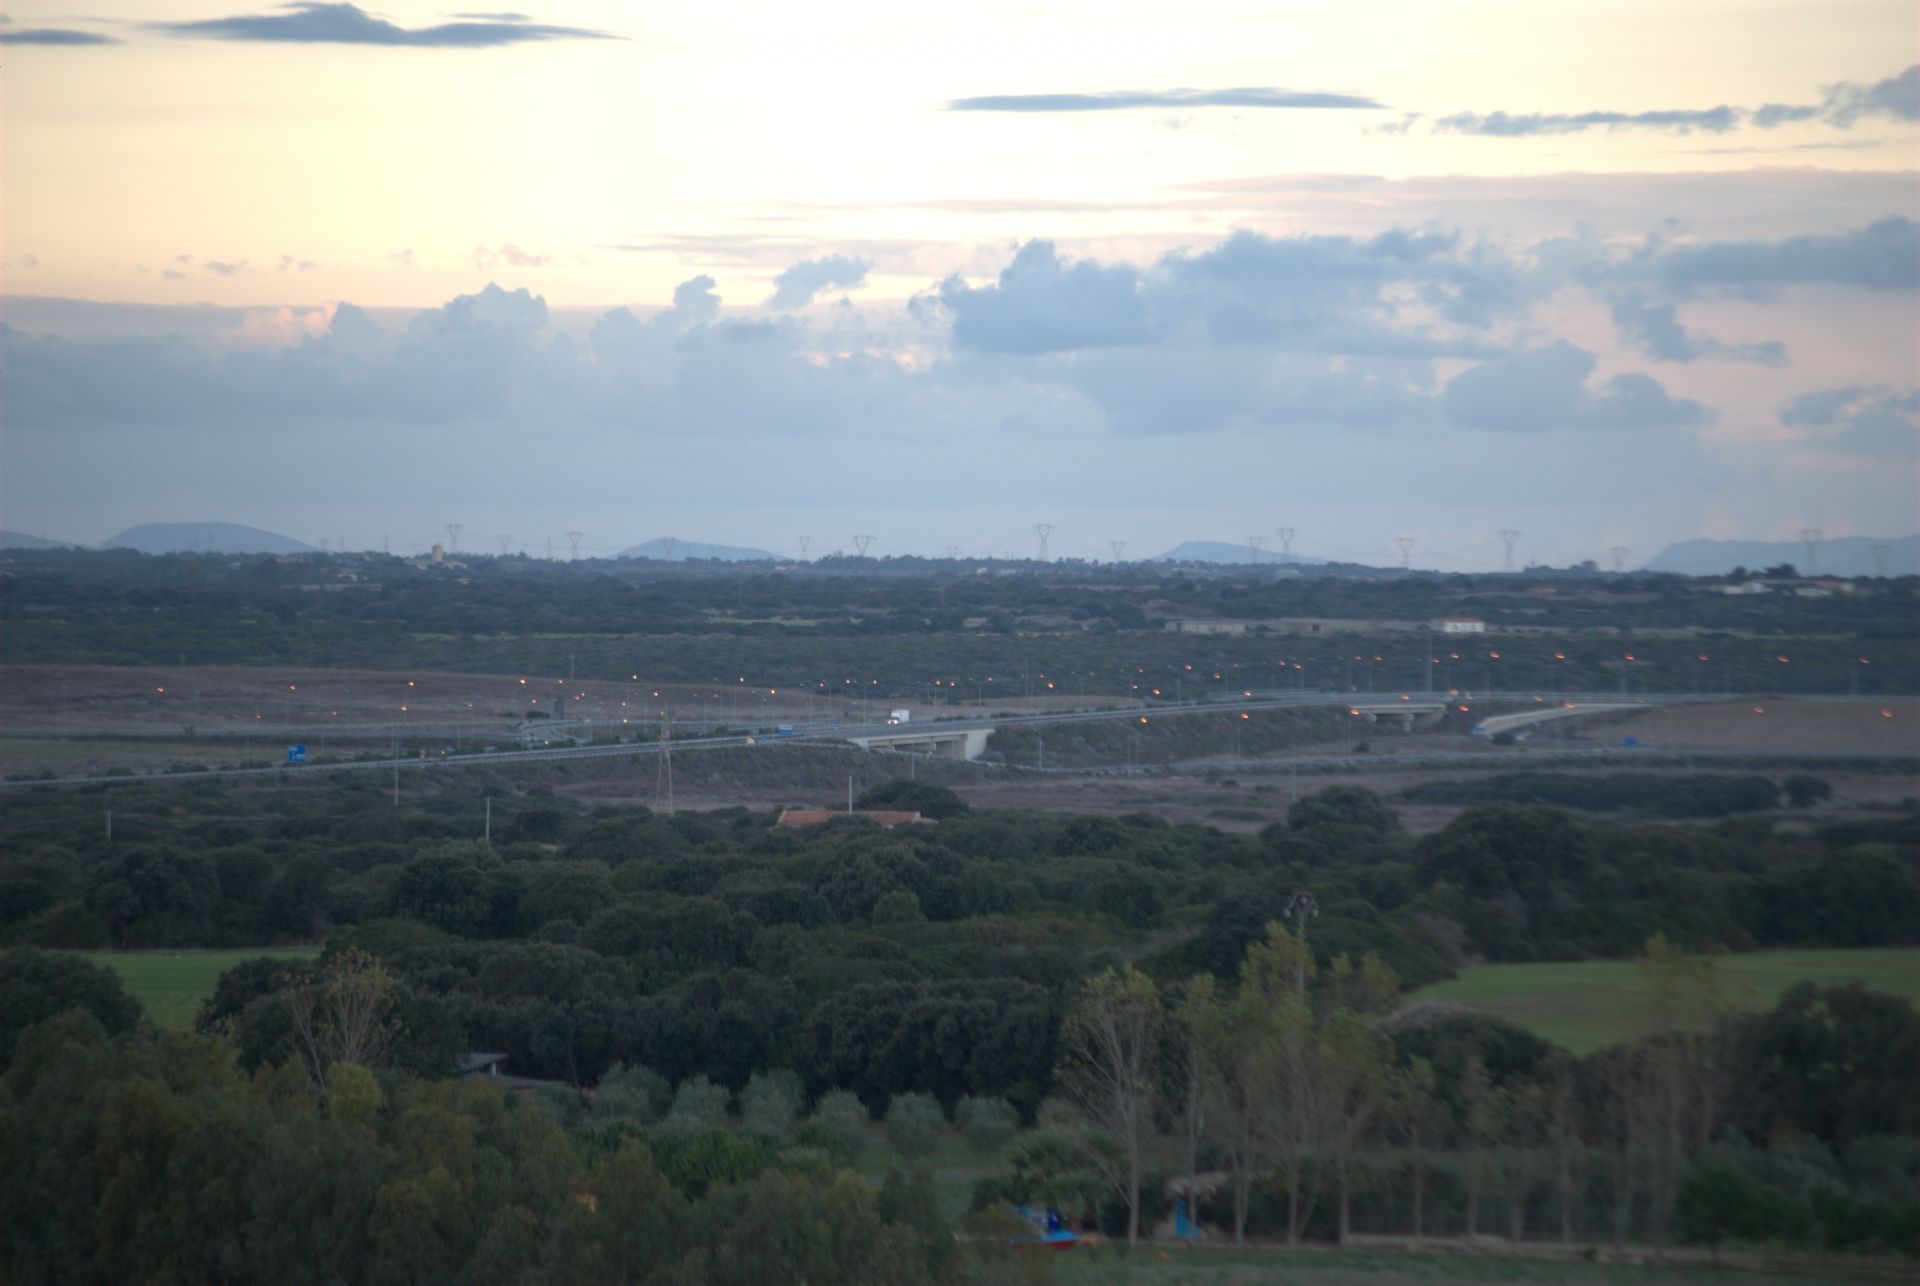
left=811, top=1089, right=871, bottom=1157
left=956, top=1095, right=1019, bottom=1157
left=1054, top=965, right=1164, bottom=1248
left=1781, top=775, right=1834, bottom=809
left=0, top=947, right=143, bottom=1065
left=1287, top=785, right=1400, bottom=834
left=661, top=1075, right=729, bottom=1137
left=1674, top=1159, right=1768, bottom=1258
left=739, top=1069, right=801, bottom=1140
left=884, top=1092, right=944, bottom=1162
left=283, top=949, right=397, bottom=1096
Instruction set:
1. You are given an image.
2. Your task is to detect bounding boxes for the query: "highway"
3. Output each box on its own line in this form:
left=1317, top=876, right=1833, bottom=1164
left=0, top=689, right=1904, bottom=789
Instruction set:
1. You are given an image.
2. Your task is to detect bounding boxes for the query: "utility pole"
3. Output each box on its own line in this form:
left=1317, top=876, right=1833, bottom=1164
left=1275, top=526, right=1297, bottom=564
left=567, top=531, right=584, bottom=561
left=1799, top=528, right=1823, bottom=576
left=1246, top=534, right=1264, bottom=564
left=797, top=535, right=812, bottom=561
left=1033, top=523, right=1053, bottom=563
left=1396, top=536, right=1415, bottom=570
left=1610, top=546, right=1629, bottom=573
left=445, top=523, right=462, bottom=554
left=655, top=707, right=675, bottom=814
left=852, top=534, right=875, bottom=557
left=1499, top=529, right=1520, bottom=573
left=1109, top=540, right=1127, bottom=563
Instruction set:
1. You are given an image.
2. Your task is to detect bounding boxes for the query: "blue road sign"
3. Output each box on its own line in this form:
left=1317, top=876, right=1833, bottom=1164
left=1623, top=735, right=1638, bottom=747
left=287, top=744, right=308, bottom=764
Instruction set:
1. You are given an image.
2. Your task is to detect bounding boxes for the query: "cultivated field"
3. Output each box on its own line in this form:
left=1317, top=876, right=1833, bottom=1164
left=82, top=946, right=319, bottom=1030
left=1402, top=948, right=1920, bottom=1055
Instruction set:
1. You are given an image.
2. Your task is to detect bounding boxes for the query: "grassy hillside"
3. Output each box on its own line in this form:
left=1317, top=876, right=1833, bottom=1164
left=1403, top=948, right=1920, bottom=1054
left=82, top=947, right=319, bottom=1030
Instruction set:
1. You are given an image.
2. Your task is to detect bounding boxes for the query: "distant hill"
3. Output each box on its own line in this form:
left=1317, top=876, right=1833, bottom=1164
left=1152, top=540, right=1328, bottom=567
left=102, top=522, right=317, bottom=555
left=1644, top=535, right=1918, bottom=578
left=616, top=538, right=779, bottom=562
left=0, top=530, right=81, bottom=549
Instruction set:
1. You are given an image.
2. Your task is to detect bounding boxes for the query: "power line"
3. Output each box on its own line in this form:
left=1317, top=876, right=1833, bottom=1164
left=1610, top=545, right=1630, bottom=573
left=796, top=535, right=811, bottom=561
left=852, top=534, right=875, bottom=557
left=444, top=523, right=461, bottom=554
left=1395, top=536, right=1415, bottom=570
left=1275, top=526, right=1297, bottom=564
left=567, top=531, right=584, bottom=561
left=1800, top=528, right=1823, bottom=576
left=1109, top=540, right=1127, bottom=563
left=1033, top=523, right=1053, bottom=562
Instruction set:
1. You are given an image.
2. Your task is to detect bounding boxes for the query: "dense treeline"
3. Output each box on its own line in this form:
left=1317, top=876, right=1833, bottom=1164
left=1399, top=771, right=1796, bottom=818
left=4, top=548, right=1914, bottom=694
left=3, top=779, right=1916, bottom=1101
left=0, top=995, right=1000, bottom=1284
left=1012, top=936, right=1920, bottom=1255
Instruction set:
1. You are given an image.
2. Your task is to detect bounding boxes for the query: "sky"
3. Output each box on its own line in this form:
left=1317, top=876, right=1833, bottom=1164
left=1, top=0, right=1916, bottom=568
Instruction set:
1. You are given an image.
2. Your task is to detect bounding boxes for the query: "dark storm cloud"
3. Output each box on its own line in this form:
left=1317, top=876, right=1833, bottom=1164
left=1607, top=293, right=1788, bottom=366
left=157, top=2, right=614, bottom=47
left=946, top=87, right=1382, bottom=112
left=1434, top=66, right=1917, bottom=136
left=768, top=255, right=871, bottom=309
left=0, top=27, right=118, bottom=44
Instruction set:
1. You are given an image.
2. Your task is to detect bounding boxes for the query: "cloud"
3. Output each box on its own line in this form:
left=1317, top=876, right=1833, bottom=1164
left=1794, top=65, right=1919, bottom=128
left=157, top=2, right=614, bottom=47
left=204, top=259, right=249, bottom=277
left=1440, top=341, right=1710, bottom=433
left=768, top=255, right=871, bottom=309
left=1778, top=385, right=1918, bottom=456
left=1646, top=216, right=1919, bottom=293
left=946, top=87, right=1382, bottom=112
left=1435, top=106, right=1740, bottom=136
left=937, top=241, right=1154, bottom=353
left=1608, top=293, right=1787, bottom=366
left=0, top=28, right=118, bottom=45
left=933, top=229, right=1525, bottom=359
left=1430, top=65, right=1917, bottom=137
left=472, top=243, right=551, bottom=270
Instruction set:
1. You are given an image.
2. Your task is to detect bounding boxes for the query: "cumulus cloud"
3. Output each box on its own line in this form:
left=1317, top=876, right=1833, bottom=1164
left=0, top=27, right=118, bottom=44
left=1440, top=341, right=1709, bottom=433
left=157, top=2, right=614, bottom=47
left=1431, top=65, right=1917, bottom=137
left=1645, top=216, right=1919, bottom=294
left=1779, top=385, right=1919, bottom=456
left=947, top=87, right=1382, bottom=112
left=1608, top=293, right=1787, bottom=366
left=768, top=255, right=871, bottom=309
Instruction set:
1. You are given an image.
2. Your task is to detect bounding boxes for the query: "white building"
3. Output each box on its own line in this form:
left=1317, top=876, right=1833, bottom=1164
left=1432, top=616, right=1487, bottom=635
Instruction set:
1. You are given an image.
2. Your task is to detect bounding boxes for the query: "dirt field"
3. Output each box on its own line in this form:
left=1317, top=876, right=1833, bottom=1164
left=1595, top=699, right=1919, bottom=755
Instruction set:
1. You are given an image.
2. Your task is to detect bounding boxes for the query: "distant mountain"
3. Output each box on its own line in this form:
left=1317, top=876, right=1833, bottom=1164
left=0, top=530, right=81, bottom=549
left=616, top=537, right=779, bottom=562
left=102, top=522, right=317, bottom=555
left=1644, top=535, right=1918, bottom=578
left=1152, top=540, right=1328, bottom=567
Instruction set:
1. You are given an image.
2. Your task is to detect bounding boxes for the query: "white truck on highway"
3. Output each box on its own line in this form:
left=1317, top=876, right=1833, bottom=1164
left=887, top=708, right=911, bottom=725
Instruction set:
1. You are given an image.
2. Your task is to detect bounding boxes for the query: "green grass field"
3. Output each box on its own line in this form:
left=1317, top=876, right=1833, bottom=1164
left=82, top=946, right=319, bottom=1030
left=1053, top=1245, right=1881, bottom=1285
left=1403, top=948, right=1920, bottom=1055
